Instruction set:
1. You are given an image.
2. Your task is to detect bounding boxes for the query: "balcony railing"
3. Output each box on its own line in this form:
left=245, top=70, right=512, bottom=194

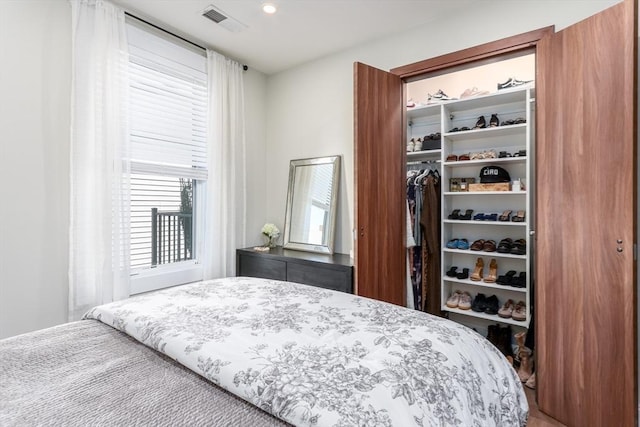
left=151, top=208, right=193, bottom=266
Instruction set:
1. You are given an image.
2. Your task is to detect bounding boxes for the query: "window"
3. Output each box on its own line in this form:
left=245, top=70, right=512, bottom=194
left=126, top=20, right=207, bottom=293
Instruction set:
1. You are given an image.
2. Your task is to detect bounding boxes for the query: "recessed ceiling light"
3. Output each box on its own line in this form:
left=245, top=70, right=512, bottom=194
left=262, top=3, right=277, bottom=14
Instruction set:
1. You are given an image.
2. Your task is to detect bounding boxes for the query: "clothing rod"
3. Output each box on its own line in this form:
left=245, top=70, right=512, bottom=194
left=124, top=12, right=249, bottom=71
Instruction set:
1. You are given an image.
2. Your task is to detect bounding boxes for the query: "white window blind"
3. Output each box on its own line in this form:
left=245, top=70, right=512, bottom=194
left=125, top=20, right=207, bottom=275
left=127, top=22, right=208, bottom=179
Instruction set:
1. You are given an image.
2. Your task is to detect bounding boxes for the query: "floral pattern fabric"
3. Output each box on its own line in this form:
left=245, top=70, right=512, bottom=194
left=84, top=277, right=528, bottom=426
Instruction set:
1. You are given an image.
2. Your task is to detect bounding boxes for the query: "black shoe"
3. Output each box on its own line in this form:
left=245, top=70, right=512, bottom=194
left=456, top=268, right=470, bottom=280
left=484, top=295, right=500, bottom=315
left=489, top=114, right=500, bottom=127
left=445, top=266, right=458, bottom=277
left=471, top=293, right=487, bottom=312
left=473, top=116, right=486, bottom=129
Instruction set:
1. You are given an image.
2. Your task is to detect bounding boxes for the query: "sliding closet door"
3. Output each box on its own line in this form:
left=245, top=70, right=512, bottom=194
left=536, top=0, right=637, bottom=424
left=353, top=62, right=405, bottom=305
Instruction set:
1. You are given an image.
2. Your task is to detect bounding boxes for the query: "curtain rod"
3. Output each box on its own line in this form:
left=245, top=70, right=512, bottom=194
left=124, top=12, right=248, bottom=71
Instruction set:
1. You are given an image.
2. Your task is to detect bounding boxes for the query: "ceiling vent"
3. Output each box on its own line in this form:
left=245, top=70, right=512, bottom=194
left=202, top=5, right=247, bottom=33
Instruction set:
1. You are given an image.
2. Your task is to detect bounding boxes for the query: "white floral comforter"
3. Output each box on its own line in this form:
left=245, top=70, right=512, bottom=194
left=84, top=277, right=528, bottom=427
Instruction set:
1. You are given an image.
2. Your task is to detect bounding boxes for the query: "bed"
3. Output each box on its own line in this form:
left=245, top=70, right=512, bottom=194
left=0, top=277, right=528, bottom=426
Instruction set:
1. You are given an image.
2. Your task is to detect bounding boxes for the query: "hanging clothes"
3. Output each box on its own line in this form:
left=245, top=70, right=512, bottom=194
left=405, top=201, right=416, bottom=309
left=420, top=173, right=442, bottom=316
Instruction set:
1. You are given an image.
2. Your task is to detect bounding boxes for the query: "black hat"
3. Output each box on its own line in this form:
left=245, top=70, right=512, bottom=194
left=480, top=165, right=511, bottom=183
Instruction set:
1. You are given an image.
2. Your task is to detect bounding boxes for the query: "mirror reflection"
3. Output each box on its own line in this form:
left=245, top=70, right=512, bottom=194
left=284, top=156, right=340, bottom=254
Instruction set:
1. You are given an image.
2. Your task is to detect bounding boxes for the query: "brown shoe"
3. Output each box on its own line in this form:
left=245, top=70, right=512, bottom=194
left=470, top=239, right=485, bottom=251
left=470, top=257, right=484, bottom=281
left=482, top=239, right=497, bottom=252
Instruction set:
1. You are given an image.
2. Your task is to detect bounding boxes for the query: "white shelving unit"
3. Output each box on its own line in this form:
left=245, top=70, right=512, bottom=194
left=406, top=86, right=534, bottom=330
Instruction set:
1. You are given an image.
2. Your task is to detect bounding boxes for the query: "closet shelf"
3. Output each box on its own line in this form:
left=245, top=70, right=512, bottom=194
left=442, top=248, right=527, bottom=260
left=407, top=150, right=441, bottom=161
left=443, top=85, right=533, bottom=112
left=444, top=124, right=526, bottom=142
left=444, top=191, right=527, bottom=196
left=443, top=277, right=527, bottom=293
left=443, top=306, right=530, bottom=328
left=444, top=219, right=527, bottom=227
left=444, top=157, right=526, bottom=167
left=406, top=103, right=441, bottom=120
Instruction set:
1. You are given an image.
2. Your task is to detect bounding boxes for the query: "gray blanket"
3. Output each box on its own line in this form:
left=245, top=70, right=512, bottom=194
left=0, top=320, right=290, bottom=426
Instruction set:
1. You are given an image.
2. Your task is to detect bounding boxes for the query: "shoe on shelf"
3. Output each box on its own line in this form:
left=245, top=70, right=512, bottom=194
left=456, top=268, right=470, bottom=280
left=512, top=272, right=526, bottom=288
left=482, top=239, right=497, bottom=252
left=471, top=293, right=488, bottom=312
left=446, top=290, right=462, bottom=308
left=446, top=239, right=459, bottom=249
left=458, top=291, right=472, bottom=310
left=498, top=299, right=515, bottom=318
left=489, top=113, right=500, bottom=127
left=496, top=270, right=517, bottom=286
left=428, top=89, right=456, bottom=103
left=470, top=239, right=485, bottom=251
left=512, top=301, right=527, bottom=321
left=448, top=209, right=461, bottom=219
left=473, top=213, right=486, bottom=221
left=458, top=209, right=474, bottom=220
left=511, top=210, right=526, bottom=222
left=510, top=239, right=527, bottom=255
left=445, top=266, right=459, bottom=277
left=484, top=294, right=500, bottom=315
left=497, top=238, right=513, bottom=253
left=406, top=98, right=416, bottom=108
left=473, top=115, right=487, bottom=129
left=498, top=210, right=512, bottom=221
left=484, top=213, right=498, bottom=221
left=456, top=239, right=470, bottom=250
left=497, top=77, right=533, bottom=90
left=470, top=257, right=484, bottom=281
left=498, top=151, right=512, bottom=158
left=483, top=258, right=498, bottom=283
left=458, top=153, right=471, bottom=161
left=446, top=154, right=458, bottom=162
left=460, top=87, right=490, bottom=98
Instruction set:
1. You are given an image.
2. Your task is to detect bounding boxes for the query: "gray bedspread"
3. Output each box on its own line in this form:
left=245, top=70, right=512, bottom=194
left=0, top=320, right=290, bottom=427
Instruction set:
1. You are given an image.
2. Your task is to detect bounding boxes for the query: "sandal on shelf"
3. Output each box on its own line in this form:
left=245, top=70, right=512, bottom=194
left=458, top=209, right=474, bottom=220
left=511, top=210, right=526, bottom=222
left=456, top=268, right=470, bottom=280
left=458, top=153, right=471, bottom=161
left=510, top=239, right=527, bottom=255
left=445, top=266, right=459, bottom=277
left=456, top=239, right=470, bottom=250
left=446, top=239, right=459, bottom=249
left=483, top=149, right=497, bottom=159
left=470, top=239, right=485, bottom=251
left=497, top=238, right=513, bottom=253
left=512, top=272, right=527, bottom=288
left=446, top=154, right=458, bottom=162
left=498, top=151, right=512, bottom=158
left=498, top=210, right=512, bottom=221
left=473, top=213, right=486, bottom=221
left=484, top=213, right=498, bottom=221
left=513, top=149, right=527, bottom=157
left=482, top=240, right=497, bottom=252
left=496, top=270, right=517, bottom=286
left=448, top=209, right=461, bottom=219
left=473, top=116, right=487, bottom=129
left=489, top=114, right=500, bottom=127
left=470, top=152, right=483, bottom=160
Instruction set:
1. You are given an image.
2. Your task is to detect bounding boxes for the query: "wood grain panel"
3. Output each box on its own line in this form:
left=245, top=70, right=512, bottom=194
left=391, top=27, right=553, bottom=79
left=536, top=0, right=637, bottom=424
left=353, top=62, right=405, bottom=305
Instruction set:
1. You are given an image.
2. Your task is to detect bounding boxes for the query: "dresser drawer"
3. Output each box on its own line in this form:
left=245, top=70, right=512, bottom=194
left=286, top=263, right=352, bottom=293
left=237, top=255, right=286, bottom=281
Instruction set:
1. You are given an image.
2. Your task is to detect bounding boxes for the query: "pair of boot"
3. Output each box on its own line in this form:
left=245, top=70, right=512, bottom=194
left=514, top=331, right=535, bottom=389
left=487, top=324, right=513, bottom=362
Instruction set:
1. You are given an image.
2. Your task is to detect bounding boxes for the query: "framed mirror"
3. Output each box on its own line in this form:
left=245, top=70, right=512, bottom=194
left=283, top=155, right=341, bottom=254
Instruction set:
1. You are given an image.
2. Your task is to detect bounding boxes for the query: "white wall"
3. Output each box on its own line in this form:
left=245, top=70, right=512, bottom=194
left=0, top=0, right=269, bottom=339
left=263, top=0, right=620, bottom=256
left=0, top=0, right=71, bottom=339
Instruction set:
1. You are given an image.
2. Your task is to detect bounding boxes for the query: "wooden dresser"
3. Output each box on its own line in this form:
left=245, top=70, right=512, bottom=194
left=236, top=247, right=353, bottom=293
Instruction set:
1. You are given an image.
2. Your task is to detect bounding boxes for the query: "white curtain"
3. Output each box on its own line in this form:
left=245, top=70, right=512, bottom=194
left=68, top=0, right=130, bottom=320
left=201, top=50, right=246, bottom=279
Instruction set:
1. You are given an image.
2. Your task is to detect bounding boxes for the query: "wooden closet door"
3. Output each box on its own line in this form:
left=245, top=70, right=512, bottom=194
left=353, top=62, right=405, bottom=305
left=536, top=0, right=637, bottom=424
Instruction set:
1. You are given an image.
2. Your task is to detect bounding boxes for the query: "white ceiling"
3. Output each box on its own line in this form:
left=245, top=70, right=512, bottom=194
left=112, top=0, right=474, bottom=75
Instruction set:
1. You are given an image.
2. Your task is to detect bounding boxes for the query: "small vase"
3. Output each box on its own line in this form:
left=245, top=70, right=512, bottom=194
left=264, top=235, right=278, bottom=248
